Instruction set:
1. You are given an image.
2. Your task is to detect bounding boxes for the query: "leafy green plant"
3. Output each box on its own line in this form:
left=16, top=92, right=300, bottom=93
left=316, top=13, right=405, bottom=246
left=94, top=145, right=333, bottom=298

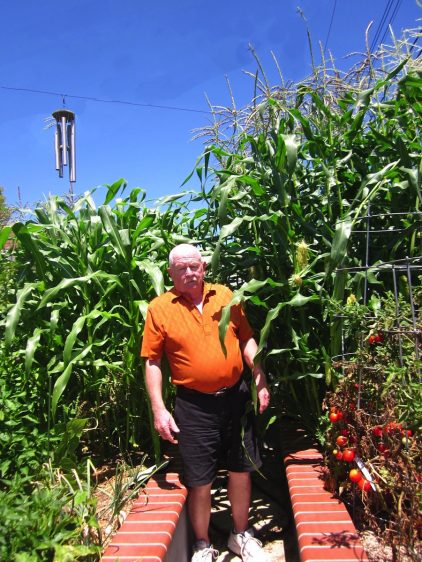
left=192, top=28, right=421, bottom=431
left=0, top=344, right=51, bottom=479
left=0, top=182, right=205, bottom=460
left=0, top=470, right=100, bottom=562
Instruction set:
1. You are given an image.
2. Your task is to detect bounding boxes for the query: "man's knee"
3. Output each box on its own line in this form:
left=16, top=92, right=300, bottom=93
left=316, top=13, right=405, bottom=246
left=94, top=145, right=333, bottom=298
left=188, top=482, right=213, bottom=498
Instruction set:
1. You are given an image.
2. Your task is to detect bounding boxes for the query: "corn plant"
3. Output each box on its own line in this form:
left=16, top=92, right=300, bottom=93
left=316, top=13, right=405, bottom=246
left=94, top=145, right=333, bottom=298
left=194, top=28, right=421, bottom=430
left=0, top=180, right=206, bottom=461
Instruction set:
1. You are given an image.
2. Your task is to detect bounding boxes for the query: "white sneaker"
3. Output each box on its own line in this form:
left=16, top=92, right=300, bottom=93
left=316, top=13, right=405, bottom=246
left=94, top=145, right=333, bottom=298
left=191, top=540, right=219, bottom=561
left=227, top=528, right=269, bottom=562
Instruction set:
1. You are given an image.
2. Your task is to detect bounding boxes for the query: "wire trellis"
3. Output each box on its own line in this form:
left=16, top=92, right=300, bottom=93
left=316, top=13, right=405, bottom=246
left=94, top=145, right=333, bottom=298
left=333, top=206, right=421, bottom=388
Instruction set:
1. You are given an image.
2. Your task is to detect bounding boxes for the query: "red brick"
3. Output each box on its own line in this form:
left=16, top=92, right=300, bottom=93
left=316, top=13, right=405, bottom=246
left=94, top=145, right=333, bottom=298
left=287, top=476, right=321, bottom=484
left=102, top=542, right=167, bottom=558
left=288, top=482, right=328, bottom=490
left=294, top=511, right=355, bottom=525
left=132, top=495, right=185, bottom=511
left=124, top=510, right=180, bottom=525
left=286, top=465, right=324, bottom=475
left=296, top=521, right=356, bottom=534
left=299, top=531, right=362, bottom=548
left=292, top=499, right=346, bottom=513
left=292, top=493, right=342, bottom=504
left=109, top=530, right=172, bottom=547
left=299, top=544, right=369, bottom=561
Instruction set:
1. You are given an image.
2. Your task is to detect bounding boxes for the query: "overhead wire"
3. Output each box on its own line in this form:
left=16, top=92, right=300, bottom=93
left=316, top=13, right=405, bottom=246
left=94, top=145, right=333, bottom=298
left=371, top=0, right=402, bottom=52
left=0, top=85, right=211, bottom=115
left=370, top=0, right=396, bottom=53
left=378, top=0, right=403, bottom=47
left=323, top=0, right=338, bottom=54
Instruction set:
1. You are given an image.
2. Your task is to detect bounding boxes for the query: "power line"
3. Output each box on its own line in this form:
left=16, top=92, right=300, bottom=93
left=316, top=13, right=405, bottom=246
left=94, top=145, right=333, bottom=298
left=0, top=85, right=211, bottom=115
left=378, top=0, right=403, bottom=47
left=370, top=0, right=398, bottom=53
left=324, top=0, right=338, bottom=54
left=370, top=0, right=394, bottom=52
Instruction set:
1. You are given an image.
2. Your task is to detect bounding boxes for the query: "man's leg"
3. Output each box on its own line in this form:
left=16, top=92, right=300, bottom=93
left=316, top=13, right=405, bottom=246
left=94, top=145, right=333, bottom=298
left=188, top=482, right=213, bottom=543
left=227, top=470, right=251, bottom=532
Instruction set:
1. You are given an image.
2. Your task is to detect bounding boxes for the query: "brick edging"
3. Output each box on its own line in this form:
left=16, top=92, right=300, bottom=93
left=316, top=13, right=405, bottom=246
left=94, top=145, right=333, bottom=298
left=280, top=422, right=370, bottom=562
left=100, top=471, right=188, bottom=562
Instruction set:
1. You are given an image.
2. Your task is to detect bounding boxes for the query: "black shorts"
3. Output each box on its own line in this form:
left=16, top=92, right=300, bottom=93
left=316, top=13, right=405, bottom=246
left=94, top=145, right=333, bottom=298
left=174, top=378, right=262, bottom=487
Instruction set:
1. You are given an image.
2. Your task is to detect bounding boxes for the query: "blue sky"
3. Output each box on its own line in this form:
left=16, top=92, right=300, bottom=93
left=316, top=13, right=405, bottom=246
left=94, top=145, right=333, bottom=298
left=1, top=0, right=420, bottom=209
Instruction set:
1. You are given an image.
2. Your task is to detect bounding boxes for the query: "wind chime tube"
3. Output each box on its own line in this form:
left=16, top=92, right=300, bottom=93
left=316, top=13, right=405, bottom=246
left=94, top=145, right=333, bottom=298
left=52, top=108, right=76, bottom=183
left=61, top=115, right=68, bottom=166
left=54, top=126, right=61, bottom=172
left=69, top=119, right=76, bottom=183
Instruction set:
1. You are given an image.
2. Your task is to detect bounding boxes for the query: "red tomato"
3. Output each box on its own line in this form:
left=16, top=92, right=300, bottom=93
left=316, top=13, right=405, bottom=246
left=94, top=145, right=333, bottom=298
left=336, top=411, right=344, bottom=421
left=335, top=451, right=343, bottom=460
left=372, top=426, right=383, bottom=438
left=377, top=442, right=387, bottom=453
left=349, top=469, right=362, bottom=483
left=385, top=422, right=403, bottom=433
left=358, top=478, right=372, bottom=492
left=343, top=449, right=356, bottom=462
left=369, top=333, right=383, bottom=345
left=329, top=412, right=339, bottom=423
left=341, top=429, right=350, bottom=436
left=336, top=435, right=348, bottom=447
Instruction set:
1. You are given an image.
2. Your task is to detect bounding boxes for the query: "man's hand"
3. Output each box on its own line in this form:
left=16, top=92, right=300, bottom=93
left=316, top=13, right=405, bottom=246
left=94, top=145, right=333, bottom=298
left=154, top=408, right=180, bottom=444
left=241, top=337, right=270, bottom=414
left=257, top=384, right=270, bottom=414
left=145, top=358, right=180, bottom=443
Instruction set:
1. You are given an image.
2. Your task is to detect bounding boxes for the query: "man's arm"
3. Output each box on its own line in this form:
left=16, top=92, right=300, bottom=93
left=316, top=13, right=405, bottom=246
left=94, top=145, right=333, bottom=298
left=241, top=337, right=270, bottom=414
left=144, top=358, right=180, bottom=444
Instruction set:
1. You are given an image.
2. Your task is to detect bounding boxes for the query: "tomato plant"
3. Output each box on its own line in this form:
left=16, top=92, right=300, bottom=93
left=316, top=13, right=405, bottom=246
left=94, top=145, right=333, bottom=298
left=322, top=288, right=421, bottom=559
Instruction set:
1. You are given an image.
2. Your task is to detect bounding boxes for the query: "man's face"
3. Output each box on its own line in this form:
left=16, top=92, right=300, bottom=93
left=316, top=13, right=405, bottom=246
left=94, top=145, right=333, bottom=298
left=168, top=254, right=206, bottom=300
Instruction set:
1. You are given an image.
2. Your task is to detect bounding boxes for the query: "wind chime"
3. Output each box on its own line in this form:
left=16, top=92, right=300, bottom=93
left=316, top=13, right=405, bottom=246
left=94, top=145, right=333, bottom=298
left=52, top=108, right=76, bottom=183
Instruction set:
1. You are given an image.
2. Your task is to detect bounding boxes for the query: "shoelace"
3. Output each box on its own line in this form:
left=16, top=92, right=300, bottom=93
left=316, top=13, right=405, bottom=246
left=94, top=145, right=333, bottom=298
left=241, top=535, right=264, bottom=558
left=199, top=546, right=219, bottom=560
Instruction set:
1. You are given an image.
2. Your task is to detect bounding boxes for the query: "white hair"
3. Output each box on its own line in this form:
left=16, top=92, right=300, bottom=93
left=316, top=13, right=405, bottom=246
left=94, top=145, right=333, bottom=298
left=168, top=244, right=202, bottom=267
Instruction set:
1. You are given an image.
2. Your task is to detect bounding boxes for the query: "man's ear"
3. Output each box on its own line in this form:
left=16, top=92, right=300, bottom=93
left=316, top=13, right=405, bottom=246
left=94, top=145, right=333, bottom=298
left=167, top=266, right=173, bottom=280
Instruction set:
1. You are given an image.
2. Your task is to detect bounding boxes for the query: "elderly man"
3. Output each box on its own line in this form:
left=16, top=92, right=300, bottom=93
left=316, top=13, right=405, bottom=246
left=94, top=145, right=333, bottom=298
left=141, top=244, right=270, bottom=562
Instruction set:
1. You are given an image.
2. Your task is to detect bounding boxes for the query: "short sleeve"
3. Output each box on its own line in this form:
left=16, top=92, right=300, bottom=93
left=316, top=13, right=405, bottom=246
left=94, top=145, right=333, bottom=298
left=140, top=306, right=165, bottom=359
left=233, top=302, right=254, bottom=342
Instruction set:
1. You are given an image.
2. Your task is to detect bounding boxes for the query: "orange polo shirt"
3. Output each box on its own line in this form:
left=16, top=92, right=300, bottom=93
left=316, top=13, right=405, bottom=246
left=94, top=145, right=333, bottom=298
left=140, top=283, right=253, bottom=392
